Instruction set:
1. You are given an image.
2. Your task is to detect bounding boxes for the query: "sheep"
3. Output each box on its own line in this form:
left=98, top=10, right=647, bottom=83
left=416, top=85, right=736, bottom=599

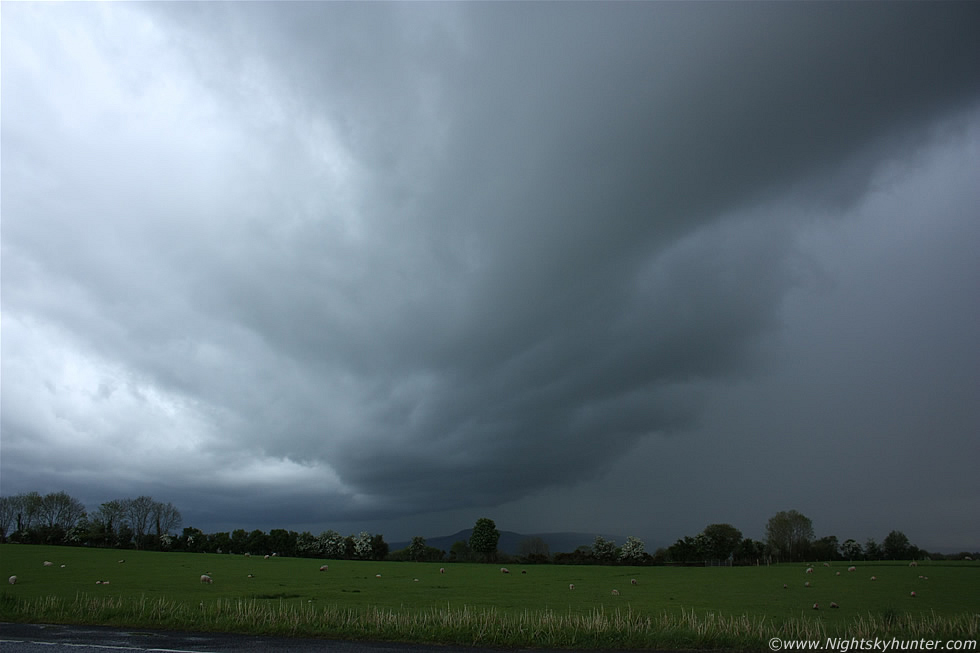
left=630, top=578, right=638, bottom=585
left=569, top=583, right=575, bottom=590
left=812, top=603, right=819, bottom=610
left=836, top=571, right=841, bottom=576
left=500, top=567, right=510, bottom=574
left=414, top=578, right=419, bottom=582
left=43, top=561, right=54, bottom=567
left=264, top=555, right=270, bottom=559
left=244, top=553, right=251, bottom=558
left=118, top=560, right=125, bottom=564
left=909, top=561, right=918, bottom=567
left=376, top=574, right=382, bottom=578
left=870, top=576, right=877, bottom=581
left=910, top=591, right=916, bottom=597
left=830, top=602, right=839, bottom=609
left=200, top=574, right=213, bottom=584
left=319, top=565, right=329, bottom=571
left=247, top=574, right=254, bottom=578
left=804, top=581, right=811, bottom=587
left=611, top=589, right=620, bottom=596
left=848, top=566, right=857, bottom=572
left=805, top=567, right=814, bottom=574
left=440, top=568, right=445, bottom=574
left=8, top=575, right=16, bottom=585
left=823, top=562, right=830, bottom=567
left=783, top=584, right=788, bottom=589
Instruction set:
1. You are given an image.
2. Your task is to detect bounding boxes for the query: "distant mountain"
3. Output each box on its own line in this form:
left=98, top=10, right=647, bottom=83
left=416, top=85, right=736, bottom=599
left=390, top=529, right=631, bottom=556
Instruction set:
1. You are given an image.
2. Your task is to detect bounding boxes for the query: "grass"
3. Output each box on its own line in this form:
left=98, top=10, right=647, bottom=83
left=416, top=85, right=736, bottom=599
left=1, top=544, right=977, bottom=649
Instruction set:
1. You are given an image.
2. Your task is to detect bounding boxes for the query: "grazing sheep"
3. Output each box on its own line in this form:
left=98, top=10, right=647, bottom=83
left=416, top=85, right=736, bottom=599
left=413, top=578, right=419, bottom=582
left=631, top=578, right=638, bottom=585
left=823, top=562, right=830, bottom=567
left=102, top=581, right=110, bottom=585
left=244, top=553, right=251, bottom=557
left=264, top=555, right=270, bottom=559
left=319, top=565, right=329, bottom=571
left=376, top=574, right=382, bottom=578
left=200, top=575, right=213, bottom=584
left=804, top=581, right=811, bottom=587
left=500, top=567, right=510, bottom=574
left=569, top=584, right=575, bottom=590
left=805, top=567, right=814, bottom=574
left=8, top=576, right=16, bottom=585
left=611, top=589, right=620, bottom=596
left=43, top=561, right=53, bottom=567
left=118, top=560, right=125, bottom=564
left=812, top=603, right=819, bottom=610
left=830, top=602, right=839, bottom=609
left=909, top=561, right=918, bottom=567
left=965, top=556, right=972, bottom=561
left=848, top=566, right=857, bottom=572
left=440, top=568, right=445, bottom=574
left=783, top=584, right=788, bottom=589
left=870, top=576, right=877, bottom=581
left=96, top=581, right=102, bottom=585
left=836, top=571, right=841, bottom=576
left=247, top=574, right=254, bottom=578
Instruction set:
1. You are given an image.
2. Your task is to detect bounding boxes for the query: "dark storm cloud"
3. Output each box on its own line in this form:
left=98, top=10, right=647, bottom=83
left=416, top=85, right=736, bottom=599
left=2, top=1, right=979, bottom=540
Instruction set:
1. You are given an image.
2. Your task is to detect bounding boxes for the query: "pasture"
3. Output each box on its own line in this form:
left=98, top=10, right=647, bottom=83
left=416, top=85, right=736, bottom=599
left=1, top=544, right=977, bottom=649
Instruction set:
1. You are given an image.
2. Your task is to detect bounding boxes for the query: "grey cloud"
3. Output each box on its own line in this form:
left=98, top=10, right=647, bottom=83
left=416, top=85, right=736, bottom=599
left=2, top=2, right=979, bottom=545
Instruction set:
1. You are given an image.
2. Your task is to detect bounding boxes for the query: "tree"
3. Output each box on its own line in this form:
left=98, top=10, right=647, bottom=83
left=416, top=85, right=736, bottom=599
left=408, top=536, right=428, bottom=562
left=592, top=535, right=617, bottom=563
left=450, top=539, right=472, bottom=562
left=619, top=536, right=646, bottom=563
left=352, top=532, right=374, bottom=559
left=841, top=539, right=862, bottom=561
left=469, top=518, right=500, bottom=562
left=882, top=530, right=912, bottom=560
left=92, top=500, right=127, bottom=548
left=702, top=524, right=742, bottom=561
left=765, top=510, right=814, bottom=562
left=124, top=496, right=155, bottom=549
left=151, top=501, right=182, bottom=540
left=811, top=535, right=840, bottom=561
left=371, top=533, right=389, bottom=561
left=0, top=496, right=18, bottom=542
left=518, top=536, right=550, bottom=561
left=864, top=538, right=882, bottom=561
left=38, top=491, right=86, bottom=531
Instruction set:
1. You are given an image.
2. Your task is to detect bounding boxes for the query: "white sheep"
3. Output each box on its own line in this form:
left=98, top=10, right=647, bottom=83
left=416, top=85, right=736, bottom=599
left=8, top=575, right=16, bottom=585
left=200, top=574, right=213, bottom=584
left=823, top=562, right=830, bottom=567
left=909, top=561, right=918, bottom=567
left=804, top=581, right=811, bottom=587
left=440, top=568, right=445, bottom=574
left=569, top=583, right=575, bottom=590
left=848, top=566, right=857, bottom=572
left=319, top=565, right=329, bottom=571
left=910, top=591, right=916, bottom=597
left=264, top=555, right=270, bottom=559
left=830, top=602, right=839, bottom=609
left=500, top=567, right=509, bottom=574
left=805, top=567, right=814, bottom=574
left=43, top=561, right=53, bottom=567
left=812, top=603, right=819, bottom=610
left=630, top=578, right=638, bottom=585
left=870, top=576, right=877, bottom=581
left=611, top=589, right=620, bottom=596
left=244, top=553, right=251, bottom=558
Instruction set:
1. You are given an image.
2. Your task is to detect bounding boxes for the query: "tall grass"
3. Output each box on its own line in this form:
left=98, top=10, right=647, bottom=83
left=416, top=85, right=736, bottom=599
left=1, top=593, right=976, bottom=649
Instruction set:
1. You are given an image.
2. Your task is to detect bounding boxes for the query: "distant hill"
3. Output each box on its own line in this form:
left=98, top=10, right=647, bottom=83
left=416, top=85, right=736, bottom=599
left=390, top=529, right=631, bottom=556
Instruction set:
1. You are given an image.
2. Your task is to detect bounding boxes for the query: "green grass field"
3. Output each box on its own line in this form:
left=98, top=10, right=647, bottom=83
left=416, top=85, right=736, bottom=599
left=1, top=544, right=977, bottom=649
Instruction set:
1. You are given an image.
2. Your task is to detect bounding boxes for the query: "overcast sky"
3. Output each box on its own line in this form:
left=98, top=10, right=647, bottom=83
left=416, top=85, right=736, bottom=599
left=2, top=2, right=979, bottom=553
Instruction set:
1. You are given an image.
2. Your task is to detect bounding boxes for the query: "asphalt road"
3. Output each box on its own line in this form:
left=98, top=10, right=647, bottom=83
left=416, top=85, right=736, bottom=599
left=2, top=622, right=674, bottom=653
left=0, top=622, right=511, bottom=652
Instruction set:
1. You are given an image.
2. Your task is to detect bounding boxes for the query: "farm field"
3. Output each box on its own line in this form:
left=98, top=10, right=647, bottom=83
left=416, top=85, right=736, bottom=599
left=1, top=544, right=977, bottom=649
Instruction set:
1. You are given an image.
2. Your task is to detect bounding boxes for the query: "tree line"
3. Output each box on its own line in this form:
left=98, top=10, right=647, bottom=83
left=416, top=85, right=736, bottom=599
left=660, top=510, right=971, bottom=565
left=2, top=494, right=975, bottom=563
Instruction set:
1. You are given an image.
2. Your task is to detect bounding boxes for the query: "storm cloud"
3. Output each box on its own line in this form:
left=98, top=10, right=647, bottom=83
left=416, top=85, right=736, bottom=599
left=2, top=2, right=978, bottom=550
